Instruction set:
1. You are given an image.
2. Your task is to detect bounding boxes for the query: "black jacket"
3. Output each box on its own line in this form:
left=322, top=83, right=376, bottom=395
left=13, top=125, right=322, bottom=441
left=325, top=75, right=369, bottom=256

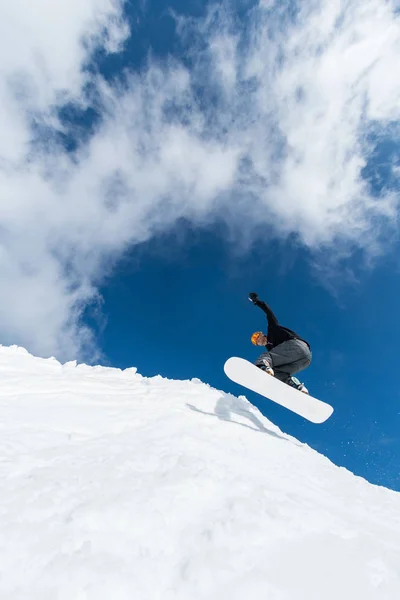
left=254, top=300, right=310, bottom=350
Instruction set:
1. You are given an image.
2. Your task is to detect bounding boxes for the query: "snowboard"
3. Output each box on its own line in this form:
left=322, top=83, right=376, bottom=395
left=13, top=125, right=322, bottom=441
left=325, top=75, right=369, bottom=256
left=224, top=357, right=333, bottom=424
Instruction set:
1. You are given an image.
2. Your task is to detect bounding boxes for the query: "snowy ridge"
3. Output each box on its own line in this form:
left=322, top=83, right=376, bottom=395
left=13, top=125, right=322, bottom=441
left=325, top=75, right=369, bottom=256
left=1, top=345, right=399, bottom=600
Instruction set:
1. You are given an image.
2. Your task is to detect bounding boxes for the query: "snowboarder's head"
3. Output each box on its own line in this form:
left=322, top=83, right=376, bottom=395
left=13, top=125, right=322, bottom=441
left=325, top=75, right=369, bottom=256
left=251, top=331, right=268, bottom=346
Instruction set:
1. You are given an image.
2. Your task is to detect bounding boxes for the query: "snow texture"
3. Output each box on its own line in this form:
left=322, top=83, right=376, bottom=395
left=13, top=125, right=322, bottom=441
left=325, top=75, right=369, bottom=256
left=0, top=345, right=399, bottom=599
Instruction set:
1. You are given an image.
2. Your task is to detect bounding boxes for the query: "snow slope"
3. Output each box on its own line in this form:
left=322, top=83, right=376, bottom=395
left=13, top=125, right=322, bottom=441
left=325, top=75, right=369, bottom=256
left=1, top=345, right=399, bottom=600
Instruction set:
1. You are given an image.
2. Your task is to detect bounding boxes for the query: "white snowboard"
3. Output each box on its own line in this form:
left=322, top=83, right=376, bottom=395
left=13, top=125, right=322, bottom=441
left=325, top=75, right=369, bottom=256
left=224, top=357, right=333, bottom=424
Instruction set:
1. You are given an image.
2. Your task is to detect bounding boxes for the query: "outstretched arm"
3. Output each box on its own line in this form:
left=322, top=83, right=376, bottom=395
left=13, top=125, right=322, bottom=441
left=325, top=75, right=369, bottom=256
left=248, top=292, right=279, bottom=328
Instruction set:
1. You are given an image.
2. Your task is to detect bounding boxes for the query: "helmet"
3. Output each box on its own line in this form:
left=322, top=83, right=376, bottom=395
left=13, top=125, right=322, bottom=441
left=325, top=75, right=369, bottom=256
left=251, top=331, right=264, bottom=345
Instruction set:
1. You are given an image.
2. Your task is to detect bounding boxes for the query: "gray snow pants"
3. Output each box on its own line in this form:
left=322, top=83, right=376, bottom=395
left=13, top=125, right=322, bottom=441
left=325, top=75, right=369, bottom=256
left=255, top=339, right=311, bottom=384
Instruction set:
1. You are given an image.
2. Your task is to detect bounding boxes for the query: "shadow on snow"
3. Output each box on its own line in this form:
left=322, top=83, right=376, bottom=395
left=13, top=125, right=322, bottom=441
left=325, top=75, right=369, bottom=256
left=187, top=392, right=290, bottom=442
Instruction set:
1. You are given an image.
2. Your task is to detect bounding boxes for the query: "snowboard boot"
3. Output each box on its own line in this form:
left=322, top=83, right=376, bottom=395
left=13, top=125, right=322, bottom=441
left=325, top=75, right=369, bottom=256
left=288, top=376, right=309, bottom=395
left=259, top=359, right=274, bottom=377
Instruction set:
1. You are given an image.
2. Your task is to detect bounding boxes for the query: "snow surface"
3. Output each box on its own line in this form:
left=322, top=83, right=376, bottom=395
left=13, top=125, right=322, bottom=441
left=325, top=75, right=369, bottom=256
left=1, top=345, right=399, bottom=600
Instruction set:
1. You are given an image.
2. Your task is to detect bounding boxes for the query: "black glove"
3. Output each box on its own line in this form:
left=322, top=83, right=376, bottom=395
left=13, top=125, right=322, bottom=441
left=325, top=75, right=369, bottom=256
left=248, top=292, right=259, bottom=304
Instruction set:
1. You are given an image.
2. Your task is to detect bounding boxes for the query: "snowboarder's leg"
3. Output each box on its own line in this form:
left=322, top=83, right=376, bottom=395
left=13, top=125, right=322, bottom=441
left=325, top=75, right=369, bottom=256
left=263, top=339, right=311, bottom=386
left=254, top=351, right=274, bottom=375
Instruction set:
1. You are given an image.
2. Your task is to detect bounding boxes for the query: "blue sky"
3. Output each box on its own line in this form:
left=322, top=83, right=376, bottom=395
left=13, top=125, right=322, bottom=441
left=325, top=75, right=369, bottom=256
left=1, top=0, right=400, bottom=491
left=98, top=219, right=400, bottom=492
left=97, top=0, right=400, bottom=491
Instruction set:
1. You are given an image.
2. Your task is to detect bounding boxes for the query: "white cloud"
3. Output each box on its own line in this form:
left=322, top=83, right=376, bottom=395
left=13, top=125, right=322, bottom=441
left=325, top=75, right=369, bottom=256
left=0, top=0, right=400, bottom=359
left=0, top=0, right=128, bottom=358
left=209, top=0, right=400, bottom=247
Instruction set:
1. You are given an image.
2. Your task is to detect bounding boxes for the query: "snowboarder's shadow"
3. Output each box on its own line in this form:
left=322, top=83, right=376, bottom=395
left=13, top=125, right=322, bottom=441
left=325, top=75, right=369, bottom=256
left=187, top=393, right=287, bottom=441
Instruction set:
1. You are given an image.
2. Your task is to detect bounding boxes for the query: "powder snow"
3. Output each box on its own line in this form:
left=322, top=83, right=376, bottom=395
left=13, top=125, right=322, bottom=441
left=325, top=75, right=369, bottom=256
left=0, top=345, right=399, bottom=600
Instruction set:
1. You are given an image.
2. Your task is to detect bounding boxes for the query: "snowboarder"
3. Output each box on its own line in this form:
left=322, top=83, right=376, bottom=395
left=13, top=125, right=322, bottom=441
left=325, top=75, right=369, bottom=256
left=248, top=292, right=311, bottom=394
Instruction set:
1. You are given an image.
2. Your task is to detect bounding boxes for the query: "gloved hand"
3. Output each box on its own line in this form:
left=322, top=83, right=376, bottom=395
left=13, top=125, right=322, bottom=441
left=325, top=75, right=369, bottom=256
left=248, top=292, right=259, bottom=303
